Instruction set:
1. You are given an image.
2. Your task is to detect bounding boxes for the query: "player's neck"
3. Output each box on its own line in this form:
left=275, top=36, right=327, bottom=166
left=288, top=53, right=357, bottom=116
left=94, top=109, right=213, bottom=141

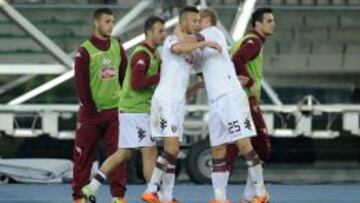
left=254, top=28, right=266, bottom=38
left=94, top=32, right=109, bottom=41
left=145, top=39, right=157, bottom=50
left=180, top=26, right=192, bottom=35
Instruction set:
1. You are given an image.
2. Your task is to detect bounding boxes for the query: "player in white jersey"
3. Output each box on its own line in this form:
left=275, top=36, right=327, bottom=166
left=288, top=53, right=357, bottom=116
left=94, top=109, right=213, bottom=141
left=142, top=6, right=222, bottom=203
left=187, top=8, right=270, bottom=203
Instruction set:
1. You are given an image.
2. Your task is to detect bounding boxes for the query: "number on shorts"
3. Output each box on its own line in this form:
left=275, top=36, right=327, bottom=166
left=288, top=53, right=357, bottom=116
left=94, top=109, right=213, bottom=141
left=228, top=120, right=241, bottom=133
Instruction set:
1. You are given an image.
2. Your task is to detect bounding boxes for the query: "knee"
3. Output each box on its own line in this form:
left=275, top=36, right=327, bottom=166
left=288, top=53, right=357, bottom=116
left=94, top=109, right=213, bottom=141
left=142, top=147, right=158, bottom=160
left=212, top=145, right=226, bottom=159
left=146, top=147, right=158, bottom=154
left=113, top=149, right=132, bottom=161
left=236, top=138, right=253, bottom=155
left=164, top=147, right=179, bottom=157
left=163, top=139, right=180, bottom=157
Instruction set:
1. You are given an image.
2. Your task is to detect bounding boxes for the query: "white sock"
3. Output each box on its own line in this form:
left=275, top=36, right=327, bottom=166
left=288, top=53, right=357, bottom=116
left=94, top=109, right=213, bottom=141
left=88, top=171, right=106, bottom=193
left=147, top=156, right=167, bottom=193
left=211, top=172, right=228, bottom=202
left=224, top=170, right=230, bottom=187
left=248, top=164, right=266, bottom=196
left=161, top=165, right=176, bottom=202
left=242, top=173, right=256, bottom=201
left=88, top=179, right=101, bottom=193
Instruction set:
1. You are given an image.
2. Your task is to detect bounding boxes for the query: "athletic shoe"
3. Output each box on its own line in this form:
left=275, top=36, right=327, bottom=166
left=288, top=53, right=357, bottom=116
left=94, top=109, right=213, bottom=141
left=141, top=192, right=161, bottom=203
left=252, top=192, right=270, bottom=203
left=208, top=199, right=232, bottom=203
left=73, top=198, right=85, bottom=203
left=81, top=185, right=96, bottom=203
left=239, top=199, right=252, bottom=203
left=112, top=197, right=127, bottom=203
left=162, top=198, right=182, bottom=203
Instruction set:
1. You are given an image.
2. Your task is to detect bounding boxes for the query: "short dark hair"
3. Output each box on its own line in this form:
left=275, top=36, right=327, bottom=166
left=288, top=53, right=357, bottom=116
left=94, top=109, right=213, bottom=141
left=93, top=8, right=113, bottom=20
left=251, top=8, right=272, bottom=27
left=180, top=6, right=199, bottom=19
left=144, top=16, right=165, bottom=34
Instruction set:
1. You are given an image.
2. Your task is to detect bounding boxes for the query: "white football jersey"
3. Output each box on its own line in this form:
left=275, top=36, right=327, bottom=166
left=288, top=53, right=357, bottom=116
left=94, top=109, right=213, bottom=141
left=199, top=26, right=242, bottom=101
left=153, top=35, right=195, bottom=101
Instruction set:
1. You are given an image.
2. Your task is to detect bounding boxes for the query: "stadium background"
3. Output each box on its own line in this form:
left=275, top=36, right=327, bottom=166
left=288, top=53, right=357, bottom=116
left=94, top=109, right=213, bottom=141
left=0, top=0, right=360, bottom=202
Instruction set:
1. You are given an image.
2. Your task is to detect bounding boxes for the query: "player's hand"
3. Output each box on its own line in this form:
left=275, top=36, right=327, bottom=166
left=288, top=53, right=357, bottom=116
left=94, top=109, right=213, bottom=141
left=238, top=75, right=249, bottom=86
left=186, top=85, right=199, bottom=100
left=186, top=87, right=196, bottom=100
left=204, top=41, right=222, bottom=52
left=249, top=83, right=259, bottom=99
left=186, top=81, right=204, bottom=100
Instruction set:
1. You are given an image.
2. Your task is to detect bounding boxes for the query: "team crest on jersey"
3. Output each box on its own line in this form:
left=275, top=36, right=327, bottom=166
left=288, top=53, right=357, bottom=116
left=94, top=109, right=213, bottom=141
left=100, top=67, right=116, bottom=80
left=100, top=57, right=116, bottom=80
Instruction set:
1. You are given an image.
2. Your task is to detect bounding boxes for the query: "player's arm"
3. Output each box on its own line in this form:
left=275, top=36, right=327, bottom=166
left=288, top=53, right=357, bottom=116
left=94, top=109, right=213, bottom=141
left=197, top=31, right=223, bottom=56
left=131, top=51, right=160, bottom=90
left=171, top=41, right=221, bottom=54
left=186, top=73, right=204, bottom=100
left=118, top=39, right=128, bottom=87
left=74, top=47, right=98, bottom=115
left=178, top=34, right=203, bottom=43
left=231, top=37, right=262, bottom=96
left=174, top=26, right=205, bottom=43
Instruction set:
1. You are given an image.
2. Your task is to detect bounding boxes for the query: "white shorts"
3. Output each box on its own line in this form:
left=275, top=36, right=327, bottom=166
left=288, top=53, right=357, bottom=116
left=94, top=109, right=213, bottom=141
left=150, top=97, right=185, bottom=141
left=118, top=113, right=156, bottom=148
left=208, top=90, right=256, bottom=147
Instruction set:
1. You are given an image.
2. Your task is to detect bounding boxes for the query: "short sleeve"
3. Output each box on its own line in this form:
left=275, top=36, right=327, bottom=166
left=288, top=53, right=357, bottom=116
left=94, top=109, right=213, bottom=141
left=200, top=28, right=221, bottom=58
left=199, top=27, right=215, bottom=42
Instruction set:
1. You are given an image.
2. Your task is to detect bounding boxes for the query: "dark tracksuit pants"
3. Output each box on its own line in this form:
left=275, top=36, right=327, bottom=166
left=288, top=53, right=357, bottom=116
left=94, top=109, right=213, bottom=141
left=72, top=107, right=127, bottom=200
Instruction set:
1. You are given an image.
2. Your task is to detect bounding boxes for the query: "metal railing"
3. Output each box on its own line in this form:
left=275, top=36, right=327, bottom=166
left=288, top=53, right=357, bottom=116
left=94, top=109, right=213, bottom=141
left=1, top=102, right=360, bottom=140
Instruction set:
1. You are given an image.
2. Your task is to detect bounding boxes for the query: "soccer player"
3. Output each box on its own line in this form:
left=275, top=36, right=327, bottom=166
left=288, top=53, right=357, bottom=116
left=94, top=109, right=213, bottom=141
left=141, top=6, right=221, bottom=203
left=72, top=8, right=127, bottom=203
left=187, top=8, right=270, bottom=203
left=81, top=16, right=167, bottom=202
left=227, top=8, right=275, bottom=203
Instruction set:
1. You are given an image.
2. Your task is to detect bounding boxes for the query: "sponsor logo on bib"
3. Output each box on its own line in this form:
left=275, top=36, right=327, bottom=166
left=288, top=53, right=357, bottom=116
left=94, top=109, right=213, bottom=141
left=100, top=67, right=116, bottom=80
left=99, top=57, right=117, bottom=80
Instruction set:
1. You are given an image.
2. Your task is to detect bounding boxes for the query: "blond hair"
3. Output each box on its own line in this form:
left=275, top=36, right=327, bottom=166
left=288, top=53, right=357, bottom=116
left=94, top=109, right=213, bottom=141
left=199, top=8, right=217, bottom=26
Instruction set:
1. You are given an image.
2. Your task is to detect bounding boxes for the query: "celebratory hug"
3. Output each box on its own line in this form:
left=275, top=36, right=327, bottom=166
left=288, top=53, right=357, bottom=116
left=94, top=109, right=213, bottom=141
left=72, top=5, right=275, bottom=203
